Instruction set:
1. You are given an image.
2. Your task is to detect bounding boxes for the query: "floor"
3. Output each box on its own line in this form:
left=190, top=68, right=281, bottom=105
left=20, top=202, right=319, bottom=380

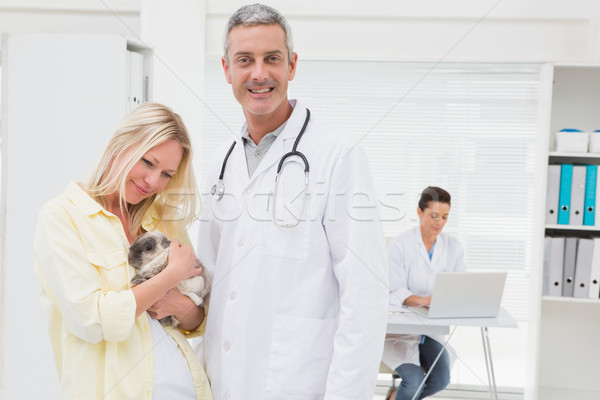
left=373, top=388, right=515, bottom=400
left=373, top=375, right=524, bottom=400
left=373, top=386, right=467, bottom=400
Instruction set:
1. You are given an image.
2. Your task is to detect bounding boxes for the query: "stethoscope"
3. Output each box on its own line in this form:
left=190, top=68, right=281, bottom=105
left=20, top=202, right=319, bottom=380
left=211, top=108, right=311, bottom=227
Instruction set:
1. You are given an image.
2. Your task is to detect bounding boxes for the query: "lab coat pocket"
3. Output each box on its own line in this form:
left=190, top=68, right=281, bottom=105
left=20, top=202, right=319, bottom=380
left=266, top=315, right=336, bottom=395
left=86, top=249, right=128, bottom=290
left=257, top=220, right=310, bottom=260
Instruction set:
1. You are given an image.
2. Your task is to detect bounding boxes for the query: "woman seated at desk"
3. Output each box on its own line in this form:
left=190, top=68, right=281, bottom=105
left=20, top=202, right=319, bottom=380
left=383, top=186, right=466, bottom=400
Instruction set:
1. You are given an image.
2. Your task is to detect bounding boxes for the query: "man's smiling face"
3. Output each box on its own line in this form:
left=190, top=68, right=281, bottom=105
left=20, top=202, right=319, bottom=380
left=222, top=24, right=297, bottom=119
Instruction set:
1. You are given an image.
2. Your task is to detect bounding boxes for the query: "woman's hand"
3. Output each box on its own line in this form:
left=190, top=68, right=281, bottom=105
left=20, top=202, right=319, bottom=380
left=149, top=290, right=205, bottom=331
left=147, top=289, right=188, bottom=320
left=420, top=295, right=432, bottom=307
left=166, top=239, right=203, bottom=283
left=403, top=294, right=432, bottom=307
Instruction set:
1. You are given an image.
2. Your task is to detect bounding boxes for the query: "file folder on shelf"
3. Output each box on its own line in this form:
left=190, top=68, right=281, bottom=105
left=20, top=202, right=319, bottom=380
left=543, top=237, right=552, bottom=295
left=569, top=165, right=586, bottom=226
left=574, top=238, right=594, bottom=298
left=583, top=165, right=597, bottom=226
left=557, top=164, right=573, bottom=225
left=543, top=236, right=565, bottom=297
left=562, top=237, right=577, bottom=297
left=596, top=171, right=600, bottom=227
left=589, top=238, right=600, bottom=299
left=127, top=51, right=144, bottom=113
left=555, top=129, right=589, bottom=153
left=589, top=130, right=600, bottom=153
left=545, top=165, right=561, bottom=225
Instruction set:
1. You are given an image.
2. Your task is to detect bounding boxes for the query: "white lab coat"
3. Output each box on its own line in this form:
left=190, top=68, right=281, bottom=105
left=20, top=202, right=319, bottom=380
left=197, top=100, right=389, bottom=400
left=382, top=226, right=466, bottom=370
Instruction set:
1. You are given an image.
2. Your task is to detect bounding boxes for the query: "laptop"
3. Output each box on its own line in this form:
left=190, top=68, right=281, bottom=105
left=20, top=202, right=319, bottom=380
left=409, top=272, right=507, bottom=318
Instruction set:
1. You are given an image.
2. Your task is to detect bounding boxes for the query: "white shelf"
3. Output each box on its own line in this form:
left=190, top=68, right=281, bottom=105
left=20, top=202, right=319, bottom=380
left=545, top=224, right=600, bottom=232
left=549, top=151, right=600, bottom=158
left=548, top=152, right=600, bottom=164
left=542, top=296, right=600, bottom=304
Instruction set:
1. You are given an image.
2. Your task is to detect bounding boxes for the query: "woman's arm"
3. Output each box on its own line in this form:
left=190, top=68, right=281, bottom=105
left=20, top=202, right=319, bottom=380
left=35, top=204, right=137, bottom=343
left=140, top=219, right=207, bottom=331
left=147, top=291, right=205, bottom=331
left=388, top=238, right=414, bottom=307
left=131, top=239, right=201, bottom=317
left=175, top=301, right=204, bottom=331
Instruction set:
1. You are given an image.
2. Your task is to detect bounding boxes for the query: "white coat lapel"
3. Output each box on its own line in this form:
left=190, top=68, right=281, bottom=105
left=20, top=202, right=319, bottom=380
left=230, top=135, right=250, bottom=185
left=413, top=227, right=431, bottom=266
left=430, top=233, right=446, bottom=270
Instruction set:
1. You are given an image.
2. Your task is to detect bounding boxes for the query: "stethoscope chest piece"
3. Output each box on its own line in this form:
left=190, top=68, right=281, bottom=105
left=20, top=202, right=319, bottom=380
left=211, top=179, right=225, bottom=200
left=211, top=141, right=237, bottom=200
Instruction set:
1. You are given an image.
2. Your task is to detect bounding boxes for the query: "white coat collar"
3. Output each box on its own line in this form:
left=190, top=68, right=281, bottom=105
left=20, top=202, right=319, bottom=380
left=412, top=226, right=446, bottom=266
left=246, top=99, right=309, bottom=181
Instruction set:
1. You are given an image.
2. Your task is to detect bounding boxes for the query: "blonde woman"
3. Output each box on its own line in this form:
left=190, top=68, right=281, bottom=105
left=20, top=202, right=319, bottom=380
left=34, top=103, right=212, bottom=399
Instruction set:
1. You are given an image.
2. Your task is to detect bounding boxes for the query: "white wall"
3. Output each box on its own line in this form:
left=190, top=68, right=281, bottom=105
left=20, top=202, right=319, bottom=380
left=0, top=3, right=142, bottom=399
left=205, top=0, right=600, bottom=62
left=0, top=1, right=139, bottom=47
left=140, top=0, right=206, bottom=198
left=0, top=33, right=130, bottom=399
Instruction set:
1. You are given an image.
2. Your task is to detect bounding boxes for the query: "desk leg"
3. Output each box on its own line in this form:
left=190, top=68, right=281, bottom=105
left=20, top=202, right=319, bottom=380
left=481, top=327, right=498, bottom=400
left=411, top=326, right=457, bottom=400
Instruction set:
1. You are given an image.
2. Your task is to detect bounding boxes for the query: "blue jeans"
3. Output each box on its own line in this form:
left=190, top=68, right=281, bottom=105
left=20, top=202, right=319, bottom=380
left=394, top=336, right=450, bottom=400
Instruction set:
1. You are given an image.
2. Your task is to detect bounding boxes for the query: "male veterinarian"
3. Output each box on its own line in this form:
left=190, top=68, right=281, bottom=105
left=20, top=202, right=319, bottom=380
left=196, top=4, right=388, bottom=399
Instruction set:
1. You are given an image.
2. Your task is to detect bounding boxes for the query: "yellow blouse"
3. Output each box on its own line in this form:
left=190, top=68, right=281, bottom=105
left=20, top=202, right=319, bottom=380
left=34, top=182, right=211, bottom=400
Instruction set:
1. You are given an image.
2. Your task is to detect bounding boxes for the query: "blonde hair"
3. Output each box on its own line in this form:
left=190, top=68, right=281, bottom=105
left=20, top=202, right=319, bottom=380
left=85, top=102, right=198, bottom=238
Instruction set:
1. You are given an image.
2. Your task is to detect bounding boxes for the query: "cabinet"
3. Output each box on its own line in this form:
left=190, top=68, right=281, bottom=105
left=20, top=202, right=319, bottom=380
left=535, top=64, right=600, bottom=400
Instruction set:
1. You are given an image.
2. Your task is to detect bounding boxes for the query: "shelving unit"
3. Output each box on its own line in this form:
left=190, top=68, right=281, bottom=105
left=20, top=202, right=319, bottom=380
left=535, top=64, right=600, bottom=399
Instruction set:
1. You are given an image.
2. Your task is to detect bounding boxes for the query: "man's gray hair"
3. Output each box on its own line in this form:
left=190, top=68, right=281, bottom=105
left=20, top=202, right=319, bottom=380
left=223, top=3, right=293, bottom=63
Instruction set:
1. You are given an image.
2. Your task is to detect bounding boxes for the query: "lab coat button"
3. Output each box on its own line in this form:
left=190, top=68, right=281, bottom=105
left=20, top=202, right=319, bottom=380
left=237, top=240, right=243, bottom=247
left=223, top=342, right=230, bottom=351
left=229, top=292, right=236, bottom=300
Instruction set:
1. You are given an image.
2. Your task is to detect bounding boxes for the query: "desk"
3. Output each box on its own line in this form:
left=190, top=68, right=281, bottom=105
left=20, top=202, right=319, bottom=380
left=385, top=307, right=517, bottom=400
